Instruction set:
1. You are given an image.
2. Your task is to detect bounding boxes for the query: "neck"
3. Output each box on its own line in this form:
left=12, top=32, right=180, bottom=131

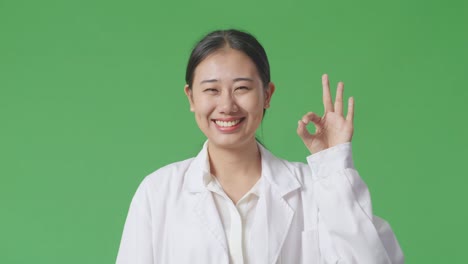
left=207, top=139, right=261, bottom=182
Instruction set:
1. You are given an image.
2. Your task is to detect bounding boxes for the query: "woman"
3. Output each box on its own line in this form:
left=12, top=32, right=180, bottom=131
left=116, top=29, right=404, bottom=264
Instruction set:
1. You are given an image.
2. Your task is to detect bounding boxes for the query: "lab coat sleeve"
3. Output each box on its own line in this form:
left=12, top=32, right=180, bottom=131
left=306, top=142, right=404, bottom=264
left=116, top=179, right=154, bottom=264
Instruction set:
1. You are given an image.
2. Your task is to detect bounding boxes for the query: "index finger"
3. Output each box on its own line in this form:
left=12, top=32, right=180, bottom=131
left=346, top=96, right=354, bottom=122
left=322, top=74, right=334, bottom=113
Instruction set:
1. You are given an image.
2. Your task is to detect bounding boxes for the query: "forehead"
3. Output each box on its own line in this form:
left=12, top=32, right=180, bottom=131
left=193, top=48, right=260, bottom=84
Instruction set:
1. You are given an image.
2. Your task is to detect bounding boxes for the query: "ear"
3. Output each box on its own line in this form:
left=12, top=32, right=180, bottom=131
left=264, top=82, right=275, bottom=109
left=184, top=84, right=195, bottom=112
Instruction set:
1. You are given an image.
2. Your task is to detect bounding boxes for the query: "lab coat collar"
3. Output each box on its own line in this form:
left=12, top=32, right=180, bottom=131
left=183, top=141, right=211, bottom=193
left=184, top=140, right=300, bottom=263
left=183, top=140, right=302, bottom=196
left=258, top=142, right=302, bottom=197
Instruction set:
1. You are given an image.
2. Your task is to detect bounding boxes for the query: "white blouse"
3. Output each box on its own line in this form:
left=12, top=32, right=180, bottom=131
left=207, top=175, right=262, bottom=264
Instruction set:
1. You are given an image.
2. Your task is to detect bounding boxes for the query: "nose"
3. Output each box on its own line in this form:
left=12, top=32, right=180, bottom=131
left=218, top=92, right=239, bottom=114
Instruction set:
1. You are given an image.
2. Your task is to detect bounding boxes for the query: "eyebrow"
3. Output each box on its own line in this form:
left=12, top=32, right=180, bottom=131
left=199, top=77, right=254, bottom=84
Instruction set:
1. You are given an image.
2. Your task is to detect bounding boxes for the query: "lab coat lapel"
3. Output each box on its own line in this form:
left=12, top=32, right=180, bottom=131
left=249, top=144, right=301, bottom=264
left=183, top=142, right=228, bottom=255
left=192, top=191, right=228, bottom=252
left=250, top=182, right=295, bottom=264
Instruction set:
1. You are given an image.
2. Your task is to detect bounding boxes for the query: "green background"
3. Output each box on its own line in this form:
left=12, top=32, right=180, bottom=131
left=1, top=0, right=467, bottom=263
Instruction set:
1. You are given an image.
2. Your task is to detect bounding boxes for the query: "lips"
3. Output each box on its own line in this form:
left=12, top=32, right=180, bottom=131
left=212, top=117, right=245, bottom=131
left=214, top=119, right=242, bottom=127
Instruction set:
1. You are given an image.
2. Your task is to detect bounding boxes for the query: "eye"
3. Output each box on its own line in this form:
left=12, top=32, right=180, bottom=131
left=203, top=88, right=218, bottom=93
left=235, top=86, right=250, bottom=91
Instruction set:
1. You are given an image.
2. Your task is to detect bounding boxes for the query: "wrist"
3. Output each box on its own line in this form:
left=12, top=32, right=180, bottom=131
left=307, top=142, right=355, bottom=179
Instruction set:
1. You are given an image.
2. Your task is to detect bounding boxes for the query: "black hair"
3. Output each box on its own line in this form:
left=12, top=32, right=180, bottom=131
left=185, top=29, right=270, bottom=89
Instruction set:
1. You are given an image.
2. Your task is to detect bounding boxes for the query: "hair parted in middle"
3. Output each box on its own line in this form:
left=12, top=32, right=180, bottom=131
left=185, top=29, right=271, bottom=90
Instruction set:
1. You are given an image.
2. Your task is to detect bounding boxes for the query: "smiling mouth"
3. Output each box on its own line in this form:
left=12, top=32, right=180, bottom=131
left=213, top=118, right=245, bottom=127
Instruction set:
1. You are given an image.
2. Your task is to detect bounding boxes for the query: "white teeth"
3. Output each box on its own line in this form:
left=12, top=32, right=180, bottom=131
left=215, top=119, right=242, bottom=127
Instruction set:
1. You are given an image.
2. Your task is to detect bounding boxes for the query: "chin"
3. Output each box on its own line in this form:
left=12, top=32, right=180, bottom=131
left=208, top=134, right=254, bottom=150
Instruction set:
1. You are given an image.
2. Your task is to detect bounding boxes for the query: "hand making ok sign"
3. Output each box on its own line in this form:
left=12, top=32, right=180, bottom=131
left=297, top=74, right=355, bottom=154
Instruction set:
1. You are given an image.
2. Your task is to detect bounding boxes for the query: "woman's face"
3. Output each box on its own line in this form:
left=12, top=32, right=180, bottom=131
left=184, top=48, right=274, bottom=150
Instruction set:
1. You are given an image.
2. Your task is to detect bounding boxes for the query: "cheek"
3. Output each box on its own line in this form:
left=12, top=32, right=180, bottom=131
left=193, top=98, right=215, bottom=117
left=244, top=93, right=265, bottom=112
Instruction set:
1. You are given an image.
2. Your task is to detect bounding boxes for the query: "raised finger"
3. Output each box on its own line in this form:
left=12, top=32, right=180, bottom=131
left=346, top=97, right=354, bottom=122
left=322, top=74, right=334, bottom=113
left=334, top=81, right=344, bottom=116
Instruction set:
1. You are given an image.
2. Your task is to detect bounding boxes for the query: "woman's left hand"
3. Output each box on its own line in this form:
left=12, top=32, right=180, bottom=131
left=297, top=74, right=354, bottom=154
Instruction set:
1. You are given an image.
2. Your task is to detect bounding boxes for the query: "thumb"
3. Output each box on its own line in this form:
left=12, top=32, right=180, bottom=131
left=297, top=120, right=315, bottom=144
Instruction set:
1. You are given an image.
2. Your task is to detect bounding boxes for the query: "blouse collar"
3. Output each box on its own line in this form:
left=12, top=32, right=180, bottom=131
left=183, top=140, right=301, bottom=197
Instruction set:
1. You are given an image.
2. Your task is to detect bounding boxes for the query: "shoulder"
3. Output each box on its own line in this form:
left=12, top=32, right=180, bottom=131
left=260, top=147, right=314, bottom=189
left=131, top=157, right=195, bottom=202
left=144, top=157, right=194, bottom=187
left=276, top=157, right=314, bottom=186
left=267, top=142, right=355, bottom=183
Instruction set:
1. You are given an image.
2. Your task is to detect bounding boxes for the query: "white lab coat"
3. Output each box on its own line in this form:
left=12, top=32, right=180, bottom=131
left=116, top=142, right=404, bottom=264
